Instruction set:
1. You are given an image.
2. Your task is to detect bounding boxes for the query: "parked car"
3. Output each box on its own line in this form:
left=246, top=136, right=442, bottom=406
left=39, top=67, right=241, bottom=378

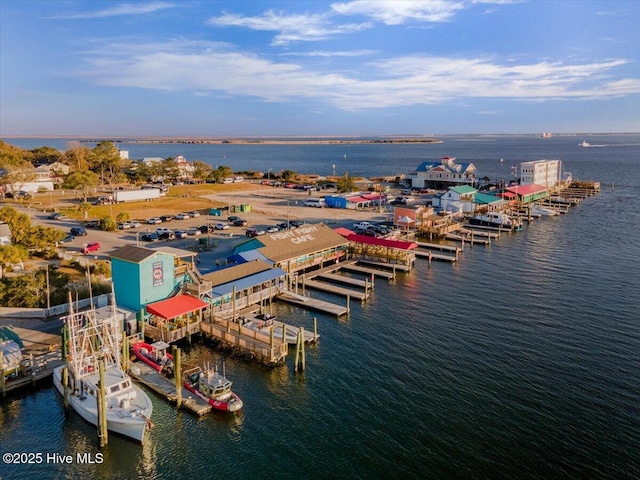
left=81, top=242, right=100, bottom=254
left=188, top=211, right=200, bottom=217
left=49, top=213, right=68, bottom=220
left=160, top=215, right=173, bottom=222
left=157, top=231, right=175, bottom=241
left=140, top=232, right=159, bottom=242
left=227, top=215, right=241, bottom=223
left=354, top=221, right=373, bottom=230
left=147, top=217, right=162, bottom=224
left=304, top=198, right=326, bottom=207
left=199, top=225, right=214, bottom=234
left=233, top=219, right=247, bottom=227
left=130, top=221, right=141, bottom=228
left=70, top=227, right=87, bottom=236
left=215, top=223, right=229, bottom=230
left=173, top=230, right=188, bottom=239
left=85, top=219, right=100, bottom=228
left=187, top=228, right=202, bottom=236
left=266, top=225, right=279, bottom=233
left=246, top=228, right=266, bottom=237
left=175, top=213, right=189, bottom=220
left=118, top=222, right=132, bottom=230
left=59, top=234, right=75, bottom=243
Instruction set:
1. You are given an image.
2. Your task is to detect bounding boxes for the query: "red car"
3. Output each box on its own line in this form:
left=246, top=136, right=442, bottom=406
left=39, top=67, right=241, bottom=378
left=81, top=242, right=100, bottom=254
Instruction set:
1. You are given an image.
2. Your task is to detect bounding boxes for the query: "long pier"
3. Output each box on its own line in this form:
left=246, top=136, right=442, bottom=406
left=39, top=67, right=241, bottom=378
left=1, top=350, right=63, bottom=395
left=276, top=290, right=349, bottom=317
left=414, top=241, right=459, bottom=263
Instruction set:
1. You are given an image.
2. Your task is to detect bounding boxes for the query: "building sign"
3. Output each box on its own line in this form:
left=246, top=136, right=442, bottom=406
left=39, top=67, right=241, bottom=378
left=269, top=225, right=318, bottom=244
left=152, top=261, right=164, bottom=287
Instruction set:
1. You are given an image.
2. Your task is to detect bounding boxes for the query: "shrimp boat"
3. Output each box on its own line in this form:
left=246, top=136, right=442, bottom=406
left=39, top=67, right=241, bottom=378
left=132, top=341, right=174, bottom=376
left=53, top=298, right=153, bottom=443
left=183, top=364, right=243, bottom=412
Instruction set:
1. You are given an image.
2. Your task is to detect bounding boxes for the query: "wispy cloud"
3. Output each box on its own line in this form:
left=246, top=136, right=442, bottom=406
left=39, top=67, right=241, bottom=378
left=331, top=0, right=467, bottom=25
left=55, top=2, right=175, bottom=20
left=207, top=10, right=370, bottom=46
left=73, top=41, right=640, bottom=109
left=280, top=50, right=376, bottom=57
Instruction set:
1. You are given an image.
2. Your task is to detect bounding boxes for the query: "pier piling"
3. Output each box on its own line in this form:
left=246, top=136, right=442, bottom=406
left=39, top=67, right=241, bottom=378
left=173, top=346, right=182, bottom=408
left=0, top=351, right=5, bottom=398
left=97, top=356, right=108, bottom=447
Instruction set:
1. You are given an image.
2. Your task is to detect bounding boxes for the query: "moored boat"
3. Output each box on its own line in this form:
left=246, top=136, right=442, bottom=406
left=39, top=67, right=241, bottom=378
left=468, top=212, right=521, bottom=230
left=132, top=341, right=174, bottom=376
left=53, top=300, right=153, bottom=443
left=183, top=364, right=243, bottom=412
left=531, top=205, right=560, bottom=216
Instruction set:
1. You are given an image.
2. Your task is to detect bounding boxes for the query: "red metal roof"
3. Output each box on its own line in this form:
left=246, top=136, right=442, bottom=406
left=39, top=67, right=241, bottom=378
left=336, top=228, right=417, bottom=250
left=146, top=294, right=208, bottom=320
left=506, top=184, right=548, bottom=195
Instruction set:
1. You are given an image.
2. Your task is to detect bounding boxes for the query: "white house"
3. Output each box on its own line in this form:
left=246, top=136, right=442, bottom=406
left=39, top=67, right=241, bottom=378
left=519, top=160, right=563, bottom=188
left=433, top=185, right=505, bottom=214
left=406, top=157, right=476, bottom=189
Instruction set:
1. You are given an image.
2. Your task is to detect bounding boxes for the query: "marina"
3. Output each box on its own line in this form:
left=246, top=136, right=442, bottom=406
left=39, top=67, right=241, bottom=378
left=1, top=134, right=638, bottom=480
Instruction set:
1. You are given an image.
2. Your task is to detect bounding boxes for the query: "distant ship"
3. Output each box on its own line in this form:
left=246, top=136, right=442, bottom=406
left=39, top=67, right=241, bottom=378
left=541, top=132, right=552, bottom=138
left=580, top=141, right=591, bottom=147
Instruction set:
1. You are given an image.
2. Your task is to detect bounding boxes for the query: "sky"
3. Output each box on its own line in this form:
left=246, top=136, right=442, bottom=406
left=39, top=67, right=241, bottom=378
left=1, top=0, right=639, bottom=137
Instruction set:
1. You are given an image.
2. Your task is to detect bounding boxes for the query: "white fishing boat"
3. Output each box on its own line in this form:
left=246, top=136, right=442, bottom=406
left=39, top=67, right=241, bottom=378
left=53, top=298, right=153, bottom=443
left=580, top=141, right=591, bottom=147
left=531, top=205, right=560, bottom=216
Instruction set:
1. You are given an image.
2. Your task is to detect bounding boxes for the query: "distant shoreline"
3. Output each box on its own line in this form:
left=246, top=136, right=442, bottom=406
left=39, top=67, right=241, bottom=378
left=119, top=138, right=444, bottom=145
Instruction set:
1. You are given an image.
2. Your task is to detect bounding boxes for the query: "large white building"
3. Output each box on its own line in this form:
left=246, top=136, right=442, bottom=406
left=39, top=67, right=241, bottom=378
left=519, top=160, right=562, bottom=188
left=406, top=157, right=476, bottom=189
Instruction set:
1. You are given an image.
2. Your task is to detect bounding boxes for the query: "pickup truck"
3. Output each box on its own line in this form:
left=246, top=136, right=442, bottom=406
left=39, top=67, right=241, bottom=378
left=353, top=221, right=373, bottom=231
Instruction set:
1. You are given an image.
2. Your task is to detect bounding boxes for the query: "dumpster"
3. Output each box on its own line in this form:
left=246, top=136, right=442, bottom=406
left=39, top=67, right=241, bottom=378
left=240, top=204, right=252, bottom=213
left=209, top=208, right=222, bottom=216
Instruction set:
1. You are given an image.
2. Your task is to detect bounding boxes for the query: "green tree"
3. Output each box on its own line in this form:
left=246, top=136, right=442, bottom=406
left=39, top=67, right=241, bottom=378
left=212, top=165, right=234, bottom=183
left=63, top=171, right=100, bottom=202
left=0, top=245, right=28, bottom=279
left=192, top=161, right=212, bottom=183
left=62, top=144, right=93, bottom=172
left=161, top=158, right=180, bottom=183
left=280, top=170, right=297, bottom=181
left=337, top=171, right=357, bottom=193
left=77, top=201, right=92, bottom=220
left=0, top=207, right=32, bottom=244
left=116, top=212, right=130, bottom=223
left=99, top=215, right=116, bottom=231
left=31, top=146, right=62, bottom=165
left=91, top=141, right=126, bottom=188
left=91, top=260, right=111, bottom=279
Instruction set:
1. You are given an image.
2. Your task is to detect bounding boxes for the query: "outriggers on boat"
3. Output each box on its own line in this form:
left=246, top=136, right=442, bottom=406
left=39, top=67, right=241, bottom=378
left=53, top=297, right=153, bottom=443
left=132, top=341, right=174, bottom=376
left=183, top=363, right=243, bottom=412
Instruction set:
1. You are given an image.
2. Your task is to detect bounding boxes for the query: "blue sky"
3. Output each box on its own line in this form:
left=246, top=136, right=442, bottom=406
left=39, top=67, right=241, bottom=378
left=1, top=0, right=639, bottom=136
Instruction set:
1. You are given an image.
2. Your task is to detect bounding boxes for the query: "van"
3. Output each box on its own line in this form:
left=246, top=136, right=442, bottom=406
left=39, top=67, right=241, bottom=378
left=304, top=198, right=326, bottom=208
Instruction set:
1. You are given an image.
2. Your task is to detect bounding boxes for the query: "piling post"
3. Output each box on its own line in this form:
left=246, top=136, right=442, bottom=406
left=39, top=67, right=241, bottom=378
left=139, top=309, right=145, bottom=340
left=62, top=365, right=69, bottom=413
left=97, top=356, right=108, bottom=447
left=470, top=230, right=474, bottom=248
left=121, top=331, right=128, bottom=372
left=313, top=317, right=318, bottom=342
left=30, top=353, right=36, bottom=386
left=281, top=324, right=286, bottom=344
left=428, top=250, right=432, bottom=266
left=294, top=330, right=301, bottom=372
left=365, top=277, right=368, bottom=298
left=270, top=325, right=274, bottom=349
left=0, top=351, right=5, bottom=398
left=300, top=327, right=306, bottom=371
left=173, top=346, right=182, bottom=408
left=302, top=275, right=305, bottom=296
left=346, top=295, right=351, bottom=315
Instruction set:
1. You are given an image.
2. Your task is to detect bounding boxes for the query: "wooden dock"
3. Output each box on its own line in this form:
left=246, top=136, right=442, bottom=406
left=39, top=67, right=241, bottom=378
left=301, top=278, right=369, bottom=301
left=128, top=361, right=212, bottom=415
left=200, top=320, right=289, bottom=365
left=1, top=350, right=63, bottom=395
left=414, top=242, right=459, bottom=263
left=357, top=259, right=411, bottom=273
left=315, top=272, right=372, bottom=289
left=339, top=263, right=395, bottom=280
left=445, top=233, right=490, bottom=245
left=414, top=250, right=457, bottom=263
left=276, top=290, right=349, bottom=317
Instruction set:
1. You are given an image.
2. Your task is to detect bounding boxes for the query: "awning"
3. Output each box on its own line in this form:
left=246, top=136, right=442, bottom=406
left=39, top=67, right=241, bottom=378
left=346, top=234, right=417, bottom=250
left=397, top=215, right=415, bottom=223
left=146, top=294, right=208, bottom=320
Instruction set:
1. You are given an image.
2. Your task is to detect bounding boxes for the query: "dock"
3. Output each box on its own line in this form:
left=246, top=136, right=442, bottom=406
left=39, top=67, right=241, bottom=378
left=339, top=263, right=395, bottom=280
left=414, top=241, right=459, bottom=263
left=200, top=319, right=289, bottom=365
left=128, top=361, right=212, bottom=415
left=300, top=278, right=369, bottom=301
left=356, top=259, right=411, bottom=273
left=276, top=290, right=349, bottom=317
left=1, top=350, right=63, bottom=395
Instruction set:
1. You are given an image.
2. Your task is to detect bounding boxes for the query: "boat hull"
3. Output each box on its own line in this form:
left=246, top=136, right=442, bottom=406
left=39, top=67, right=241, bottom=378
left=183, top=382, right=243, bottom=412
left=53, top=366, right=152, bottom=443
left=132, top=342, right=173, bottom=374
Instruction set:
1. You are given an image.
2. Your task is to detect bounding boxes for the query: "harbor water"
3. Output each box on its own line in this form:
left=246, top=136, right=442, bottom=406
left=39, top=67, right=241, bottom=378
left=1, top=135, right=639, bottom=479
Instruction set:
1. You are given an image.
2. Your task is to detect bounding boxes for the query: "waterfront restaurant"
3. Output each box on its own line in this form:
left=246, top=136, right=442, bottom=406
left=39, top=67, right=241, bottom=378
left=233, top=223, right=350, bottom=275
left=500, top=184, right=550, bottom=205
left=202, top=259, right=287, bottom=318
left=335, top=227, right=417, bottom=269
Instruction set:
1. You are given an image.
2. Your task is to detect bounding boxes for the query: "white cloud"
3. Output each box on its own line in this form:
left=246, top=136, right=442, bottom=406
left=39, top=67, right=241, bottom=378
left=280, top=50, right=376, bottom=58
left=74, top=41, right=640, bottom=109
left=331, top=0, right=466, bottom=24
left=207, top=10, right=370, bottom=46
left=55, top=2, right=175, bottom=20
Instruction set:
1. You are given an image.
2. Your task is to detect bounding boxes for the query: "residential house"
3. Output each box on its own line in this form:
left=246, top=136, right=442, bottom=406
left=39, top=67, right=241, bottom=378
left=406, top=157, right=476, bottom=189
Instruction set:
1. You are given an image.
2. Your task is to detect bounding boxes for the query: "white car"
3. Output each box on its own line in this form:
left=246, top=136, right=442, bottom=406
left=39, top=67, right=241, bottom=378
left=188, top=211, right=200, bottom=217
left=175, top=213, right=190, bottom=220
left=266, top=226, right=279, bottom=233
left=173, top=230, right=188, bottom=239
left=117, top=222, right=131, bottom=230
left=187, top=228, right=202, bottom=236
left=214, top=223, right=229, bottom=230
left=130, top=221, right=141, bottom=228
left=147, top=217, right=162, bottom=224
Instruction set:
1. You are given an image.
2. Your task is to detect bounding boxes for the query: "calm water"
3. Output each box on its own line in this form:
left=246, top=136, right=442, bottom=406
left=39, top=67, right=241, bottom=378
left=1, top=135, right=640, bottom=479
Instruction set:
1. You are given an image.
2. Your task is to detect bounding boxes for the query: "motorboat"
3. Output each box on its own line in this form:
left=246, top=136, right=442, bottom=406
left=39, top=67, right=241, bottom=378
left=468, top=212, right=521, bottom=229
left=53, top=300, right=153, bottom=443
left=234, top=314, right=299, bottom=344
left=183, top=364, right=243, bottom=412
left=132, top=341, right=174, bottom=376
left=580, top=141, right=591, bottom=147
left=531, top=205, right=560, bottom=216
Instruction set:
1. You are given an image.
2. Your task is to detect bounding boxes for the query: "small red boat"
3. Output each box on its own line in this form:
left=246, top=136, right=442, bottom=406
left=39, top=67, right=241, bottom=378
left=132, top=341, right=174, bottom=376
left=183, top=364, right=243, bottom=412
